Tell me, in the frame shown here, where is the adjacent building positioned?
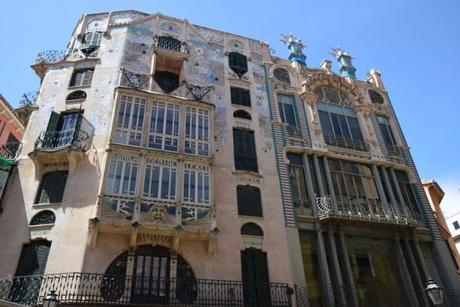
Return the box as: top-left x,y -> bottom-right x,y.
447,212 -> 460,256
0,9 -> 459,307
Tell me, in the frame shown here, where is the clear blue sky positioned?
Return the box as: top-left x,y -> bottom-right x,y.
1,1 -> 459,211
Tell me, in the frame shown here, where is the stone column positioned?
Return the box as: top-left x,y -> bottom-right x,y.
316,229 -> 335,306
403,238 -> 430,307
303,154 -> 317,215
411,233 -> 431,282
313,155 -> 325,196
323,156 -> 337,211
338,231 -> 358,307
300,90 -> 324,148
125,250 -> 136,300
328,229 -> 346,306
371,165 -> 391,215
381,167 -> 398,217
149,51 -> 157,91
389,168 -> 410,216
354,105 -> 377,152
393,234 -> 419,306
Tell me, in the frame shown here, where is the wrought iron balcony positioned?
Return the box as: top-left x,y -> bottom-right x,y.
387,144 -> 405,158
153,35 -> 190,54
323,134 -> 369,152
285,125 -> 302,138
0,272 -> 293,306
35,128 -> 93,152
0,142 -> 22,161
19,91 -> 39,105
34,50 -> 67,64
315,195 -> 417,226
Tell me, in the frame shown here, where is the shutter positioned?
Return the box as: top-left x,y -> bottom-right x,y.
46,112 -> 61,133
82,69 -> 93,86
254,251 -> 271,306
246,131 -> 258,172
15,240 -> 51,276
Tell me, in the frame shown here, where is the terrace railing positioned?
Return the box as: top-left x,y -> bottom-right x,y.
323,134 -> 369,152
35,128 -> 92,152
0,272 -> 292,307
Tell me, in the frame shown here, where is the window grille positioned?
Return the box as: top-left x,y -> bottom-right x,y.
241,222 -> 263,236
30,210 -> 56,225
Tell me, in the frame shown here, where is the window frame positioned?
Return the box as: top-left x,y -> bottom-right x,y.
376,115 -> 397,146
237,185 -> 263,217
277,93 -> 298,127
228,52 -> 248,77
230,87 -> 251,107
34,171 -> 69,204
142,157 -> 177,202
183,162 -> 211,206
113,95 -> 146,147
69,68 -> 94,88
233,128 -> 258,173
104,153 -> 139,198
185,106 -> 210,156
148,101 -> 180,152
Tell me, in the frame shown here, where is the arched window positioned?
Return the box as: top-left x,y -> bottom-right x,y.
66,90 -> 87,102
369,89 -> 384,104
30,210 -> 56,225
233,110 -> 251,120
241,222 -> 264,237
314,86 -> 349,105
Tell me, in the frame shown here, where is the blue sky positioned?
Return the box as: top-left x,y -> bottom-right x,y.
1,1 -> 459,214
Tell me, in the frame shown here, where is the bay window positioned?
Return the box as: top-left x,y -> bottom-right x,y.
148,101 -> 180,152
185,107 -> 210,156
114,95 -> 146,146
104,153 -> 138,197
183,162 -> 211,205
143,158 -> 177,201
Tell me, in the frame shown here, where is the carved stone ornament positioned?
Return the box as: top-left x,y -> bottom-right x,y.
182,80 -> 214,101
242,235 -> 263,249
122,68 -> 150,89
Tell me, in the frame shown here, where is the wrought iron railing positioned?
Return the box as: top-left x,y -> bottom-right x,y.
293,199 -> 311,211
285,125 -> 302,138
35,128 -> 92,152
34,50 -> 67,64
315,195 -> 417,226
387,144 -> 405,158
0,273 -> 293,306
0,142 -> 22,160
323,134 -> 368,152
19,91 -> 39,105
153,35 -> 189,54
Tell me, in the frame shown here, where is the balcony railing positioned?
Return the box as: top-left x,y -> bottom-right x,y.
387,144 -> 405,158
285,125 -> 302,138
0,142 -> 22,160
153,35 -> 190,54
19,91 -> 39,105
0,273 -> 293,306
323,134 -> 368,152
35,128 -> 92,152
315,195 -> 417,226
34,50 -> 67,64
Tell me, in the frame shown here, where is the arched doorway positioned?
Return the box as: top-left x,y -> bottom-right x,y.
102,245 -> 196,304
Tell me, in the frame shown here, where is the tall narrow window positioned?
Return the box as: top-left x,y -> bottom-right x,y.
69,68 -> 94,87
278,94 -> 297,126
237,186 -> 262,217
183,162 -> 210,205
228,52 -> 248,78
233,128 -> 258,172
114,95 -> 146,146
35,171 -> 68,204
317,101 -> 366,151
231,87 -> 251,106
148,101 -> 180,152
395,170 -> 420,217
376,115 -> 397,146
104,153 -> 138,197
185,107 -> 210,156
143,158 -> 177,201
288,153 -> 309,209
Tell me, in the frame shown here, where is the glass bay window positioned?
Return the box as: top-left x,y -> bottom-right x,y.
148,101 -> 180,152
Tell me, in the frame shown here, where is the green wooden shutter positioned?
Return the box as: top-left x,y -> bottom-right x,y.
15,240 -> 51,276
46,112 -> 61,132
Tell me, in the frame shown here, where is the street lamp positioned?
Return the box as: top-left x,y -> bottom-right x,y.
43,290 -> 59,307
425,279 -> 444,306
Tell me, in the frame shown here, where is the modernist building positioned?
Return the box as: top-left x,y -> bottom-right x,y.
265,38 -> 460,306
0,9 -> 459,307
0,11 -> 294,306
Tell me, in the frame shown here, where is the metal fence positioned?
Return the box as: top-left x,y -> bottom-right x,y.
35,128 -> 92,152
0,273 -> 293,307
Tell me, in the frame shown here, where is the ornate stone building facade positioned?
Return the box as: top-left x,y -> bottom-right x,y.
0,11 -> 293,306
0,9 -> 459,307
267,38 -> 460,306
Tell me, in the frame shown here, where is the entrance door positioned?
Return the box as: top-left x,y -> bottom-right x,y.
13,240 -> 51,304
131,246 -> 170,303
241,248 -> 271,307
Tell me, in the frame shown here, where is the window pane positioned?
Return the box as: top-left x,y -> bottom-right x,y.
318,111 -> 333,136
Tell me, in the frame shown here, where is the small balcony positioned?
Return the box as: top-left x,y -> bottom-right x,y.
324,134 -> 369,152
315,195 -> 417,227
387,144 -> 405,159
0,272 -> 293,306
32,50 -> 68,79
0,142 -> 22,161
153,35 -> 190,55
